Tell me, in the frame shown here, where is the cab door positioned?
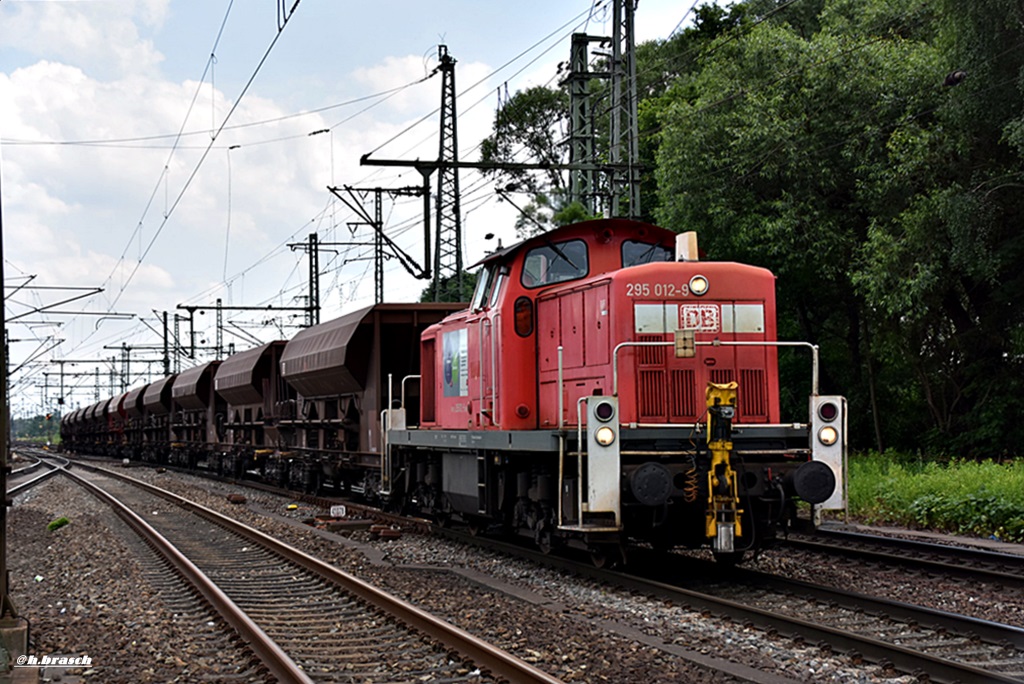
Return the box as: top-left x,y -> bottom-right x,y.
470,266 -> 505,428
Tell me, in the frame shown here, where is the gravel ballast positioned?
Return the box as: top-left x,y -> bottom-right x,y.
9,477 -> 264,683
14,465 -> 1020,683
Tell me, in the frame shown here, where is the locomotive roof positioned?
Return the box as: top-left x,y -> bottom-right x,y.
472,218 -> 676,268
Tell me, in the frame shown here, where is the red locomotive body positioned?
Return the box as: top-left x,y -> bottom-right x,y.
391,218 -> 844,559
421,219 -> 687,432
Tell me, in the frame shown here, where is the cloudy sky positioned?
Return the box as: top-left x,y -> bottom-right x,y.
0,0 -> 693,415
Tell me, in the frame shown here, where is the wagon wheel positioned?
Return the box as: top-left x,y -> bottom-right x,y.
466,516 -> 485,537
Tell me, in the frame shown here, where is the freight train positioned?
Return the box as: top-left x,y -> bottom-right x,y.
61,218 -> 846,563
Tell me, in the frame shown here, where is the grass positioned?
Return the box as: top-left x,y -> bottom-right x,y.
47,517 -> 70,532
847,451 -> 1024,542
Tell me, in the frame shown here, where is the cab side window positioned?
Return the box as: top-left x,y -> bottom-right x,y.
470,264 -> 508,311
521,240 -> 588,289
622,240 -> 673,267
471,265 -> 494,312
488,269 -> 506,308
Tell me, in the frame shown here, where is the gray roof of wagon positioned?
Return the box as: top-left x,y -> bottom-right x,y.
215,341 -> 286,406
172,361 -> 221,410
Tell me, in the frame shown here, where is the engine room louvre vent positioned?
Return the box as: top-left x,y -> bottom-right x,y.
638,369 -> 665,421
740,368 -> 767,420
709,369 -> 734,385
637,334 -> 666,365
670,369 -> 697,418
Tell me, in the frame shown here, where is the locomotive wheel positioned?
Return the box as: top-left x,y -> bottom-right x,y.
536,528 -> 558,555
466,516 -> 485,536
588,545 -> 622,569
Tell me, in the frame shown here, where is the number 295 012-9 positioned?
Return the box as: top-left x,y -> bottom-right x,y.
625,282 -> 690,298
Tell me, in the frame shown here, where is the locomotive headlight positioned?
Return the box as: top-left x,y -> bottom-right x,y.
817,425 -> 839,446
595,426 -> 616,446
689,274 -> 709,296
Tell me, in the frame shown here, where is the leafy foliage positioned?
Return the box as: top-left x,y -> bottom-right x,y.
473,0 -> 1024,456
478,9 -> 739,228
848,452 -> 1024,541
13,413 -> 60,443
652,0 -> 1024,455
480,86 -> 569,199
420,271 -> 476,303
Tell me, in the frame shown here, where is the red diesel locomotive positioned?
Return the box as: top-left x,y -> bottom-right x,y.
385,218 -> 844,560
62,218 -> 846,562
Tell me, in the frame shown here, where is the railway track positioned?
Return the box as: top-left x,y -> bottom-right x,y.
56,454 -> 1024,682
696,563 -> 1024,683
8,454 -> 64,496
434,528 -> 1024,684
63,462 -> 563,684
783,526 -> 1024,586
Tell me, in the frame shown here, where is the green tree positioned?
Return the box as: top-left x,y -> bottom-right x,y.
13,413 -> 60,443
654,0 -> 945,450
480,86 -> 568,191
420,271 -> 477,304
853,0 -> 1024,454
479,6 -> 739,229
479,86 -> 572,236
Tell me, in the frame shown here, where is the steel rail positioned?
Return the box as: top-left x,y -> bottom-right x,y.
73,461 -> 565,684
721,564 -> 1024,647
60,466 -> 316,684
11,457 -> 43,475
784,527 -> 1024,584
436,527 -> 1024,684
7,458 -> 64,497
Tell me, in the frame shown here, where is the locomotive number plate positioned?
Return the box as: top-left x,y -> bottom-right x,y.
626,282 -> 690,297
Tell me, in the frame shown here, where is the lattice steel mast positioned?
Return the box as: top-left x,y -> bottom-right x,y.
433,46 -> 463,301
610,0 -> 640,219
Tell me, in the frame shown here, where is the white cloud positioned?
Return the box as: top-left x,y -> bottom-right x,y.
2,1 -> 690,411
0,1 -> 168,78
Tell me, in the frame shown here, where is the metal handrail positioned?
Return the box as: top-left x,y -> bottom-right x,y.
612,339 -> 820,395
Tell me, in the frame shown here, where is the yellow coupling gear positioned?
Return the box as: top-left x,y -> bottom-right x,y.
705,382 -> 743,553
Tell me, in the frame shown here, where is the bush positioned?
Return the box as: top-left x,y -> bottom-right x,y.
848,452 -> 1024,542
47,517 -> 70,532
